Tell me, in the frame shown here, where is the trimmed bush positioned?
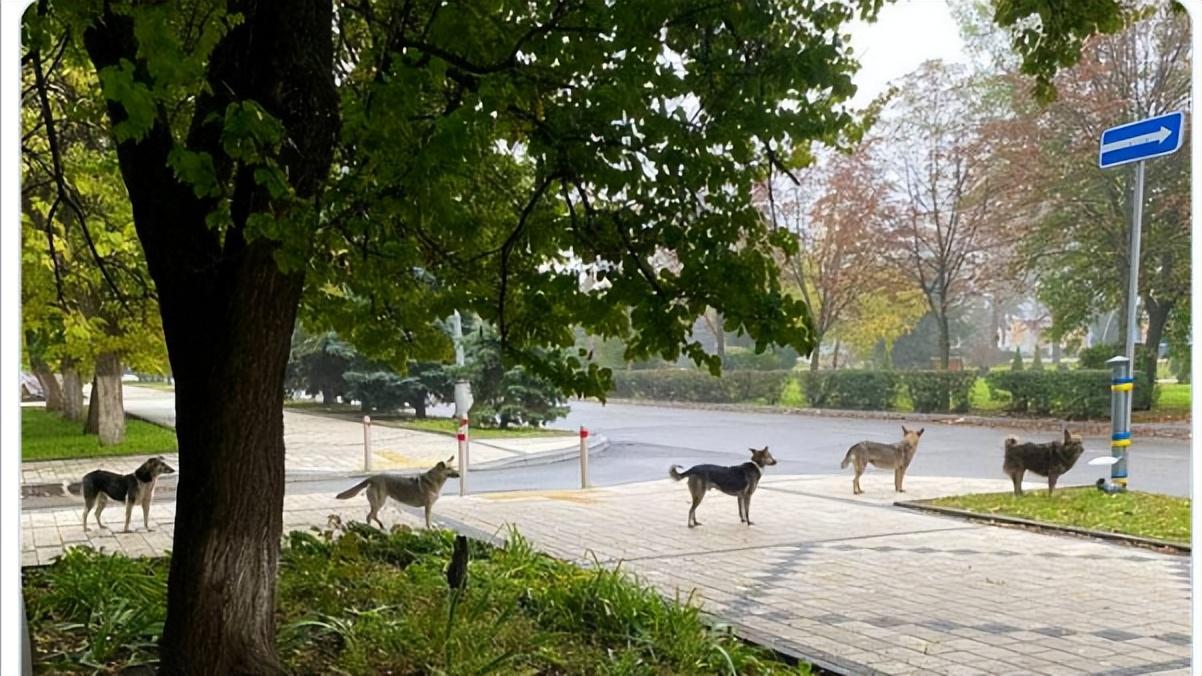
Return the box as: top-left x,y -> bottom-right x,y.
610,369 -> 792,404
899,371 -> 977,413
985,369 -> 1155,418
800,370 -> 899,410
722,346 -> 799,371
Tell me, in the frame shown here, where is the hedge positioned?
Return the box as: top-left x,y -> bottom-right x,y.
985,369 -> 1155,418
800,370 -> 899,410
610,369 -> 792,404
899,371 -> 977,413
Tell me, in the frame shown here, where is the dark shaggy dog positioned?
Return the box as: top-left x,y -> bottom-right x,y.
1003,430 -> 1084,497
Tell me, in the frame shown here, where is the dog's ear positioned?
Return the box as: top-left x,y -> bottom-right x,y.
1063,429 -> 1072,444
917,428 -> 924,437
135,464 -> 152,482
901,425 -> 908,435
446,455 -> 456,465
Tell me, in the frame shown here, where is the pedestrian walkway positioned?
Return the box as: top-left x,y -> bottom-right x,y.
20,473 -> 1189,675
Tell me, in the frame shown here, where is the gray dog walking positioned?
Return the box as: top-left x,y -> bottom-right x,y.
336,456 -> 460,529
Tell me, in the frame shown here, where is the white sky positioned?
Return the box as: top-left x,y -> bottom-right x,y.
847,0 -> 969,108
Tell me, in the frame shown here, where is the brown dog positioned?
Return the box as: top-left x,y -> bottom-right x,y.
840,426 -> 924,495
1003,429 -> 1084,496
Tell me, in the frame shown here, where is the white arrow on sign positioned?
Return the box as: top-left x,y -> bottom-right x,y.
1100,126 -> 1172,154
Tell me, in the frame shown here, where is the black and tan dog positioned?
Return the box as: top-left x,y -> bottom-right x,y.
840,426 -> 924,495
669,447 -> 777,528
80,456 -> 175,532
1003,429 -> 1084,496
336,456 -> 460,529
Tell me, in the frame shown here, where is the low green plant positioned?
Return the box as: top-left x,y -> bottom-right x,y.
898,371 -> 977,413
986,369 -> 1156,418
611,369 -> 793,404
26,524 -> 810,674
800,370 -> 898,410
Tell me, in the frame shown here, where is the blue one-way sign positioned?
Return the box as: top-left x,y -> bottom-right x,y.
1098,111 -> 1185,168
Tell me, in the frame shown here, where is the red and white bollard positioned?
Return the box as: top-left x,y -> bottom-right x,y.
579,426 -> 589,489
457,417 -> 469,496
363,415 -> 372,472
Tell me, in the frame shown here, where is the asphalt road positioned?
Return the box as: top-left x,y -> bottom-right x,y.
120,390 -> 1190,498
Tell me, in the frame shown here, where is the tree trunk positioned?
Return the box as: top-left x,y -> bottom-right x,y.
94,352 -> 125,445
1051,340 -> 1062,369
84,3 -> 338,672
414,397 -> 428,419
83,376 -> 99,435
61,361 -> 85,422
1142,296 -> 1172,384
321,386 -> 336,405
937,311 -> 951,370
809,333 -> 823,371
31,357 -> 63,411
713,311 -> 725,359
831,339 -> 841,370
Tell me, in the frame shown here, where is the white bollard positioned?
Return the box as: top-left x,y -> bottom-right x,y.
579,426 -> 589,489
363,415 -> 372,472
457,417 -> 469,496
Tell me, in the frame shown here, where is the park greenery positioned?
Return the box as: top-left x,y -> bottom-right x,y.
21,408 -> 177,462
927,488 -> 1190,544
18,0 -> 1171,670
25,525 -> 811,674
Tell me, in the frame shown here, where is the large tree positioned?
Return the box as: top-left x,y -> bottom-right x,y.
998,7 -> 1190,382
875,62 -> 1014,369
24,1 -> 908,670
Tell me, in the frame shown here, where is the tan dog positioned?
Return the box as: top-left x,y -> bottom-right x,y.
840,426 -> 924,495
336,456 -> 460,529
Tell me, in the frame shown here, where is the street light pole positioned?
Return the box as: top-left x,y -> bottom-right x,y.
451,311 -> 473,495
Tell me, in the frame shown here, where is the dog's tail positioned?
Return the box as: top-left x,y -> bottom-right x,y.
65,480 -> 82,497
336,478 -> 372,500
840,445 -> 858,469
668,465 -> 689,481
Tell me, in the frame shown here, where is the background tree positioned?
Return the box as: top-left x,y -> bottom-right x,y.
997,7 -> 1189,383
287,329 -> 356,404
876,61 -> 1013,369
767,145 -> 893,371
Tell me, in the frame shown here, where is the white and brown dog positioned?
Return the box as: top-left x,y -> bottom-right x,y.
80,456 -> 175,532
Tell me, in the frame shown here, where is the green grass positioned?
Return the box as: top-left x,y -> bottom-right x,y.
24,524 -> 810,674
1154,382 -> 1191,414
927,487 -> 1189,543
22,409 -> 177,462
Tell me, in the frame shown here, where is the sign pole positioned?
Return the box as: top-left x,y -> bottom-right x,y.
363,415 -> 372,472
1124,160 -> 1145,367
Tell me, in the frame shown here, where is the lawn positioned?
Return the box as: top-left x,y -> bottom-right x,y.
22,409 -> 177,462
926,487 -> 1189,544
129,381 -> 174,392
24,524 -> 810,674
1152,382 -> 1191,414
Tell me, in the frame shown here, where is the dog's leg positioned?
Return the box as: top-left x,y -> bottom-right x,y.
123,498 -> 135,533
94,494 -> 108,530
424,503 -> 432,530
744,493 -> 753,526
894,466 -> 905,493
82,496 -> 93,532
364,482 -> 385,529
1009,471 -> 1024,497
687,478 -> 704,527
853,461 -> 864,495
142,496 -> 153,531
1048,473 -> 1058,496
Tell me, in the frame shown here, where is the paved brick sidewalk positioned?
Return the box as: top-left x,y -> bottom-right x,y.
21,473 -> 1189,675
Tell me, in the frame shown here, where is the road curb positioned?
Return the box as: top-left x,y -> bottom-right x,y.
603,398 -> 1191,440
894,498 -> 1190,554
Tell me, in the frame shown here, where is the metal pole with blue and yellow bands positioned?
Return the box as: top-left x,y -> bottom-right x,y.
1106,356 -> 1131,490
